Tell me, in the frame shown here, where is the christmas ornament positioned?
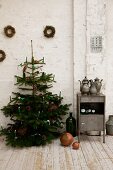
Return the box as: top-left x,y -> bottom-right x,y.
26,106 -> 31,111
44,120 -> 50,125
18,106 -> 21,113
46,120 -> 50,125
26,77 -> 30,81
14,130 -> 17,139
49,103 -> 58,111
17,127 -> 27,136
60,132 -> 74,146
72,141 -> 80,150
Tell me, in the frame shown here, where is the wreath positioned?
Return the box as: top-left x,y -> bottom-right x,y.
43,26 -> 55,38
0,50 -> 6,62
4,25 -> 16,38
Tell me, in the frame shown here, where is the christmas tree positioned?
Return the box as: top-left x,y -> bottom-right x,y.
0,40 -> 70,147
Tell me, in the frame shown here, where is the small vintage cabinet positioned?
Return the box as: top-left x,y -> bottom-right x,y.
77,93 -> 105,143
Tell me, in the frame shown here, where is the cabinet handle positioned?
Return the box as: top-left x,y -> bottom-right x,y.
81,122 -> 85,125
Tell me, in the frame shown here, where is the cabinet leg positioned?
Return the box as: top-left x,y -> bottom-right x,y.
103,130 -> 105,143
78,130 -> 80,143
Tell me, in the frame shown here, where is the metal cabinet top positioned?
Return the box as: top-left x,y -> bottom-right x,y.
77,93 -> 105,103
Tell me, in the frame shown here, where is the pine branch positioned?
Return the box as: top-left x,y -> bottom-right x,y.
18,87 -> 33,91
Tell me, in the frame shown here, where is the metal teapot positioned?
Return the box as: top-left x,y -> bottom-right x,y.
79,76 -> 89,95
94,77 -> 103,94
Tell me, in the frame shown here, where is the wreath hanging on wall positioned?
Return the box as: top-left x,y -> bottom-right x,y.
43,25 -> 55,38
0,50 -> 6,62
4,25 -> 16,38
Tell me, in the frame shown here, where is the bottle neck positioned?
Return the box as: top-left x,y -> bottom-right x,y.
69,112 -> 72,117
109,115 -> 113,121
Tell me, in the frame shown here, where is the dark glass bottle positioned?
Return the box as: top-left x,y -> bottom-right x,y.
66,112 -> 76,137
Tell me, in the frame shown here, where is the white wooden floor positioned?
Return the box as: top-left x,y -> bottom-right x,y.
0,135 -> 113,170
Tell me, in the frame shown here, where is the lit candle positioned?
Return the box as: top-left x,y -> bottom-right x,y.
26,57 -> 27,63
18,106 -> 21,114
59,91 -> 61,97
23,72 -> 26,79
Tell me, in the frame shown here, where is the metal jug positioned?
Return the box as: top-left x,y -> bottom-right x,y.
94,77 -> 103,94
89,80 -> 97,95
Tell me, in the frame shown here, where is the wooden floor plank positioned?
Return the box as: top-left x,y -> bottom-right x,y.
21,147 -> 37,170
0,135 -> 113,170
88,135 -> 109,159
96,136 -> 113,159
4,149 -> 27,170
33,146 -> 43,170
0,137 -> 6,149
0,148 -> 14,170
95,136 -> 113,169
46,143 -> 54,170
59,143 -> 68,170
104,135 -> 113,158
63,146 -> 75,170
81,135 -> 102,170
52,139 -> 61,170
87,136 -> 103,159
76,146 -> 89,169
71,147 -> 83,170
87,135 -> 112,170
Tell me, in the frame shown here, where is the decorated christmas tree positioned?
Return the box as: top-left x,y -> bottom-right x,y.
0,41 -> 70,147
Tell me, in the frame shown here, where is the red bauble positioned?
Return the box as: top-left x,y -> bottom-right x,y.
48,103 -> 58,112
72,141 -> 80,150
26,106 -> 31,111
17,127 -> 27,136
26,77 -> 30,81
60,132 -> 74,146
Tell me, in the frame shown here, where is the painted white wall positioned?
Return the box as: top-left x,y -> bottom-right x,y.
0,0 -> 73,125
106,0 -> 113,118
0,0 -> 113,126
73,0 -> 87,114
74,0 -> 109,119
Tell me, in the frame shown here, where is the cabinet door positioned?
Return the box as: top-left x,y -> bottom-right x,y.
80,115 -> 103,131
